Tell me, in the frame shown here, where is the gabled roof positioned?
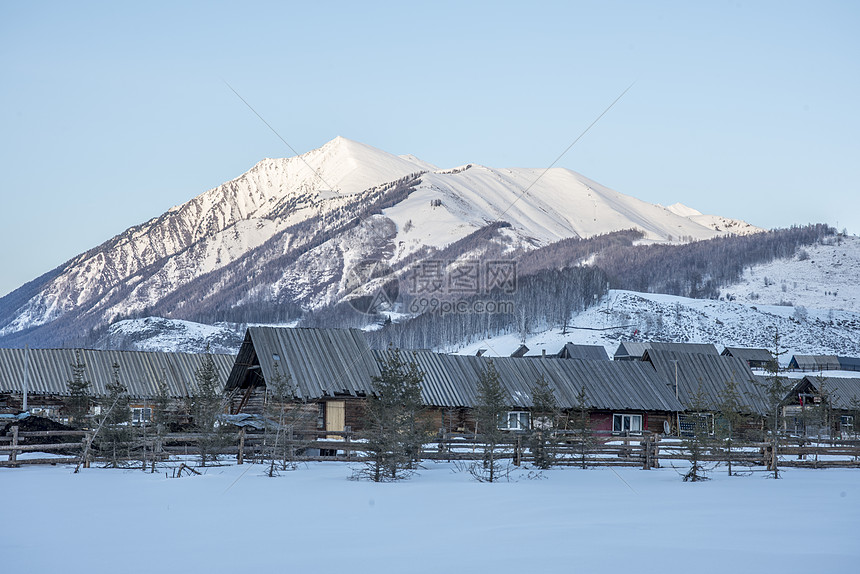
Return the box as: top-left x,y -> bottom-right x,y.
614,342 -> 651,360
643,349 -> 768,415
557,343 -> 609,361
790,355 -> 841,371
791,376 -> 860,410
0,348 -> 235,399
225,327 -> 379,400
373,350 -> 684,412
615,341 -> 719,360
721,347 -> 775,365
837,356 -> 860,371
229,327 -> 684,412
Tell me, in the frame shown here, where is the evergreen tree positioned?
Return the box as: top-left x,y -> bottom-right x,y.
474,361 -> 508,482
362,348 -> 426,482
760,329 -> 790,479
573,385 -> 595,469
65,350 -> 92,428
529,375 -> 560,470
188,347 -> 225,467
98,362 -> 132,468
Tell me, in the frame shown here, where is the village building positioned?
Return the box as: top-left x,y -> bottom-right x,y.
783,376 -> 860,436
555,343 -> 610,361
640,349 -> 769,434
837,356 -> 860,372
721,346 -> 775,369
788,354 -> 841,372
0,348 -> 235,422
225,327 -> 685,439
613,341 -> 719,361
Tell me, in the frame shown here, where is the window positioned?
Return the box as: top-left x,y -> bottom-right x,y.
677,413 -> 714,437
132,407 -> 152,425
613,413 -> 643,433
499,411 -> 530,431
317,403 -> 325,429
841,415 -> 854,430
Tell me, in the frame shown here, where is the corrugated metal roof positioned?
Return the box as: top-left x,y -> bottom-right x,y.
838,357 -> 860,371
225,327 -> 379,400
796,376 -> 860,410
615,341 -> 719,360
614,342 -> 651,360
558,344 -> 610,361
370,350 -> 684,411
0,348 -> 235,399
722,347 -> 775,365
790,355 -> 841,371
229,327 -> 685,412
644,349 -> 768,415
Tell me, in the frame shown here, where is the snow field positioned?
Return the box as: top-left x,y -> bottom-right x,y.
2,461 -> 858,573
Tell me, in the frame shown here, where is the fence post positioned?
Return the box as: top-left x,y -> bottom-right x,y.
515,435 -> 522,466
9,425 -> 18,465
642,434 -> 651,470
345,426 -> 352,460
237,427 -> 245,465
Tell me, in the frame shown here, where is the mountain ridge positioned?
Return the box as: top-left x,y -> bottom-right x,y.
0,137 -> 762,347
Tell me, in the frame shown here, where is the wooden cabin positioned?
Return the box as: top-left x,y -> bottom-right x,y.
0,347 -> 235,423
225,327 -> 686,440
721,347 -> 775,369
614,341 -> 719,361
556,343 -> 610,361
641,349 -> 769,435
789,355 -> 841,372
783,376 -> 860,437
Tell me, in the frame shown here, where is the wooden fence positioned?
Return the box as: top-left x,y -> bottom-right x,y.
3,425 -> 860,469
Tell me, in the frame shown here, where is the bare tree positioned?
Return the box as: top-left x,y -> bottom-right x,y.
681,385 -> 715,482
716,375 -> 746,476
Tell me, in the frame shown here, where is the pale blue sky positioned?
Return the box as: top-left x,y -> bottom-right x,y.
1,1 -> 858,297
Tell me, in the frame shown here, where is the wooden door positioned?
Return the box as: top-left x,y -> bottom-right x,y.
325,400 -> 345,439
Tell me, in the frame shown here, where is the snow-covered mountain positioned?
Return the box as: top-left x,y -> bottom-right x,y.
0,137 -> 761,347
91,238 -> 860,358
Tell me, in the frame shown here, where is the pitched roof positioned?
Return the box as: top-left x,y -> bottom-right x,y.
837,356 -> 860,372
225,327 -> 379,400
614,341 -> 719,360
790,355 -> 841,371
643,349 -> 768,415
557,343 -> 610,361
228,327 -> 685,411
373,350 -> 684,412
0,348 -> 235,399
793,376 -> 860,410
721,347 -> 775,365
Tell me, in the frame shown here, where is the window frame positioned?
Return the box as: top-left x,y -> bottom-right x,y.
131,406 -> 152,425
499,410 -> 530,431
612,413 -> 643,434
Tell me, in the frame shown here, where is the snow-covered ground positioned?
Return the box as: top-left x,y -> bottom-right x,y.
721,235 -> 860,312
2,461 -> 857,573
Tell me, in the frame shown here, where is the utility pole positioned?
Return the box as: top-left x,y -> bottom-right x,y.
671,359 -> 679,400
23,345 -> 30,412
